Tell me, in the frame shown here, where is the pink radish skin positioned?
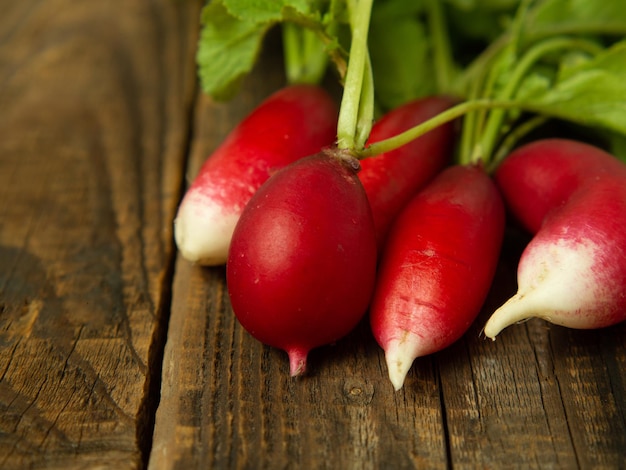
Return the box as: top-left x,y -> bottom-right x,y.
359,97 -> 456,249
174,85 -> 338,265
484,139 -> 626,339
370,165 -> 505,390
226,151 -> 377,376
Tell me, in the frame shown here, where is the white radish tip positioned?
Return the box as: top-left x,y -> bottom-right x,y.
384,346 -> 415,391
483,292 -> 534,340
387,360 -> 410,391
483,318 -> 506,341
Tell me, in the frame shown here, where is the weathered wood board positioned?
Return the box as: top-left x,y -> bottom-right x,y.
0,0 -> 200,467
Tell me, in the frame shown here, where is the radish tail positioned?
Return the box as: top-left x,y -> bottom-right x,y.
484,292 -> 540,340
287,348 -> 309,377
384,339 -> 417,391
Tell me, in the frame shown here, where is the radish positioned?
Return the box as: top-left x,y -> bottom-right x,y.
370,165 -> 505,390
174,85 -> 338,265
484,139 -> 626,339
226,150 -> 377,376
490,138 -> 626,234
358,96 -> 456,248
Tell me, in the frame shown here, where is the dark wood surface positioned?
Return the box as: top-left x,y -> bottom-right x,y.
1,1 -> 625,469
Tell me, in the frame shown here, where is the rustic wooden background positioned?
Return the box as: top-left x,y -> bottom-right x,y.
1,0 -> 625,469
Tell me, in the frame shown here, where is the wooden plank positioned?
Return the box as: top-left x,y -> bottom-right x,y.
551,321 -> 626,467
0,0 -> 200,467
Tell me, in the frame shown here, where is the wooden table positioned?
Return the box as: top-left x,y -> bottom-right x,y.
1,1 -> 625,468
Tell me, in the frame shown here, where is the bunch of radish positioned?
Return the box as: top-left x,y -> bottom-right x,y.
179,0 -> 626,387
225,95 -> 459,377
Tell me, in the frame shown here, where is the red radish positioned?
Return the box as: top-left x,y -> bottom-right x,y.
484,139 -> 626,339
370,165 -> 505,390
359,96 -> 456,248
226,150 -> 377,376
490,138 -> 626,234
174,85 -> 338,265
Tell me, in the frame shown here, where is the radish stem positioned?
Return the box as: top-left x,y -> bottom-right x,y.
358,99 -> 520,159
458,79 -> 482,165
488,115 -> 548,172
282,23 -> 302,83
476,36 -> 603,165
337,0 -> 374,150
426,0 -> 455,95
354,53 -> 375,150
282,22 -> 328,85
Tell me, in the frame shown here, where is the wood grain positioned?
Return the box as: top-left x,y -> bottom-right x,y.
0,0 -> 200,467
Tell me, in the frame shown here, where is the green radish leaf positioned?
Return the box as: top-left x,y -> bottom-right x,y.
518,41 -> 626,136
197,1 -> 271,99
525,0 -> 626,38
508,69 -> 551,123
196,0 -> 346,98
515,69 -> 551,102
557,41 -> 626,81
223,0 -> 312,22
369,14 -> 434,110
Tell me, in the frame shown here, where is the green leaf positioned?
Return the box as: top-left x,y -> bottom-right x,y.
369,15 -> 435,110
223,0 -> 312,22
526,0 -> 626,38
515,69 -> 551,102
518,41 -> 626,135
196,1 -> 271,99
196,0 -> 346,97
365,0 -> 442,111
